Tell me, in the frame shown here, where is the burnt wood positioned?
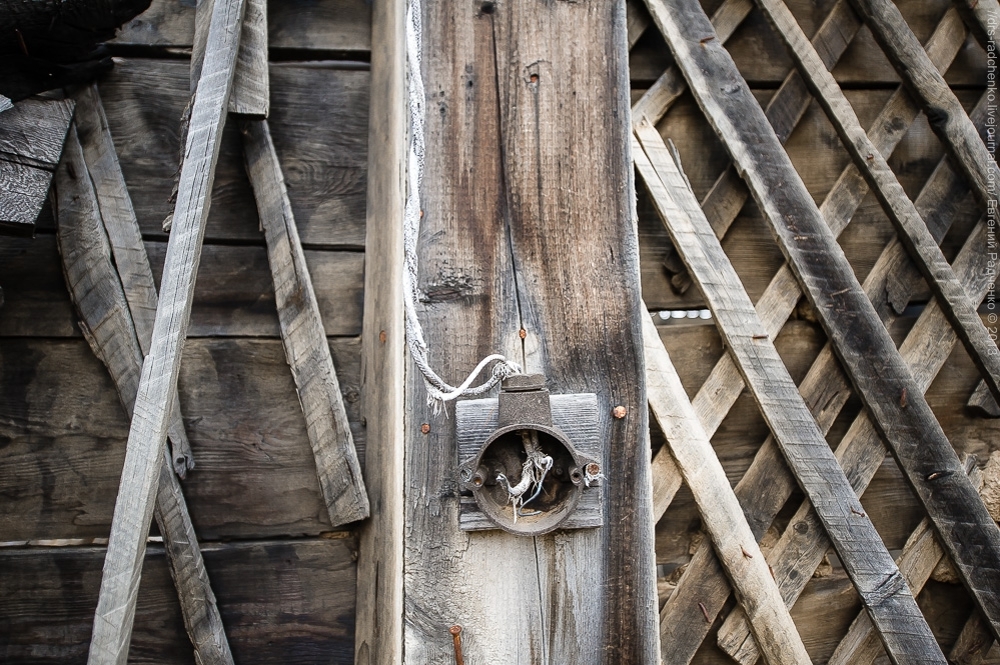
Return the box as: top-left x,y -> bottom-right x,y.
653,0 -> 1000,647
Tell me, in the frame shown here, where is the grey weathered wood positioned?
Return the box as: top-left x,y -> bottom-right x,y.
241,118 -> 368,526
353,0 -> 405,658
949,612 -> 996,665
0,98 -> 74,235
647,3 -> 966,524
756,0 -> 1000,412
951,0 -> 999,52
0,336 -> 364,543
627,0 -> 652,49
87,0 -> 246,661
827,458 -> 981,665
454,394 -> 604,531
71,83 -> 194,477
402,0 -> 659,661
653,19 -> 972,663
712,94 -> 993,665
641,312 -> 812,665
0,538 -> 358,665
849,0 -> 996,213
54,125 -> 233,665
196,0 -> 269,115
652,0 -> 1000,648
631,0 -> 752,128
634,119 -> 943,664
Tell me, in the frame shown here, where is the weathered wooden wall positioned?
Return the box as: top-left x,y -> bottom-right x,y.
0,0 -> 995,662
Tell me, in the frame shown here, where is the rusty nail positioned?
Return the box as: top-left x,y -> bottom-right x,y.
612,405 -> 627,419
379,330 -> 387,344
519,328 -> 527,339
698,602 -> 711,624
899,387 -> 907,408
450,625 -> 465,665
699,35 -> 715,44
850,506 -> 866,517
741,545 -> 753,559
529,73 -> 539,83
585,462 -> 600,477
421,423 -> 431,434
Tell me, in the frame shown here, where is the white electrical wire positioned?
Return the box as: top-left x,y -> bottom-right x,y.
403,0 -> 521,407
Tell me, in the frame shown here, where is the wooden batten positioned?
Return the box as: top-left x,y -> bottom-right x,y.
354,0 -> 406,661
86,0 -> 247,661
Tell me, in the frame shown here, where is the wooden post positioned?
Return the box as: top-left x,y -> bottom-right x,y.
378,0 -> 660,662
354,0 -> 406,660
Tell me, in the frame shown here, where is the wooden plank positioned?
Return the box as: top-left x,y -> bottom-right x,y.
354,0 -> 405,658
116,0 -> 372,52
195,0 -> 269,115
651,0 -> 1000,646
53,125 -> 233,665
849,0 -> 995,212
647,6 -> 968,524
951,0 -> 999,52
0,98 -> 75,236
641,313 -> 811,664
653,52 -> 978,665
627,0 -> 653,49
88,0 -> 246,661
242,118 -> 368,526
71,83 -> 194,476
0,337 -> 364,543
0,234 -> 364,339
949,612 -> 996,664
634,120 -> 943,663
85,59 -> 368,247
402,0 -> 659,661
711,93 -> 992,665
827,458 -> 981,665
755,0 -> 1000,411
0,538 -> 357,665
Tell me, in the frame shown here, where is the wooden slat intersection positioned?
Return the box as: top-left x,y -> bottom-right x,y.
631,0 -> 999,662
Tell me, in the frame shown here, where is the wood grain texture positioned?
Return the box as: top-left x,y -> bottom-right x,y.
635,120 -> 942,664
949,612 -> 997,665
402,0 -> 659,662
951,0 -> 999,52
70,83 -> 194,476
0,336 -> 364,543
652,0 -> 1000,650
196,0 -> 269,116
54,125 -> 233,665
88,0 -> 246,661
242,118 -> 368,526
848,0 -> 995,212
711,92 -> 992,665
353,0 -> 405,660
646,4 -> 967,526
76,59 -> 369,247
0,98 -> 74,235
756,0 -> 1000,411
116,0 -> 372,52
641,312 -> 811,664
827,460 -> 981,665
0,538 -> 357,665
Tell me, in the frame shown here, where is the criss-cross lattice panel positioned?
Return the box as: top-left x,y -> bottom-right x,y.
628,0 -> 999,662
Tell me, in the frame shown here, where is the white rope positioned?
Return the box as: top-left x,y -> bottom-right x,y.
403,0 -> 521,407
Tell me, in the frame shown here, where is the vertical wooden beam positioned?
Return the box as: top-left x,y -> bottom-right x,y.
86,0 -> 246,662
354,0 -> 406,660
401,0 -> 659,662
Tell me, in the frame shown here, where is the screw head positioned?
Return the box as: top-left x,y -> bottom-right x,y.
585,462 -> 601,477
450,625 -> 463,636
421,423 -> 431,434
612,405 -> 627,419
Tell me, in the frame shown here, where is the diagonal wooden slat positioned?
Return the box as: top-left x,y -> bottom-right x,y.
951,0 -> 999,52
55,126 -> 234,665
714,95 -> 993,664
651,13 -> 970,663
652,0 -> 1000,648
756,0 -> 1000,416
635,119 -> 943,664
646,3 -> 966,525
71,82 -> 195,478
641,311 -> 812,665
849,0 -> 995,211
828,457 -> 982,665
86,0 -> 247,662
950,612 -> 996,664
241,118 -> 369,526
